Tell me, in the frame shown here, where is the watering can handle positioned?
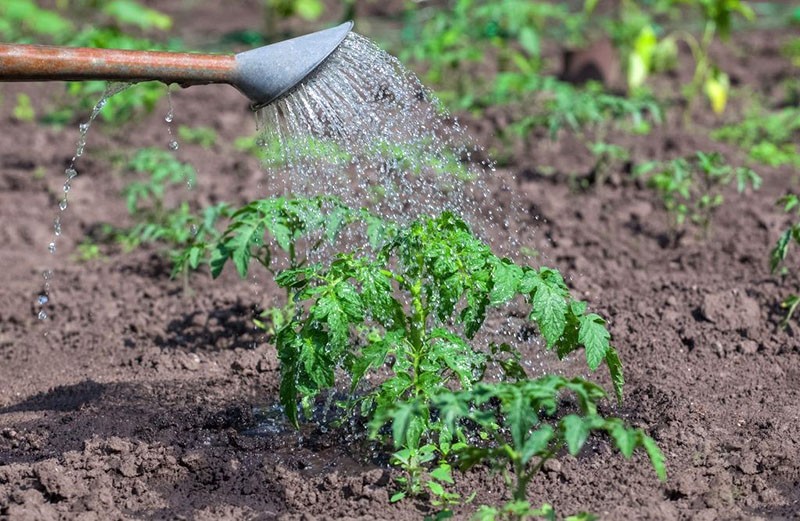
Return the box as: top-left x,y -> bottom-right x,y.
0,43 -> 237,87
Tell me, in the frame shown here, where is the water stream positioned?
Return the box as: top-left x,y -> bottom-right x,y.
38,82 -> 131,322
254,32 -> 498,230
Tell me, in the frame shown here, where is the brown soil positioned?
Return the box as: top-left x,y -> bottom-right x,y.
1,3 -> 800,521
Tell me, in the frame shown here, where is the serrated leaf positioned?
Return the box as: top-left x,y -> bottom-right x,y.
490,259 -> 523,305
530,278 -> 568,347
579,313 -> 610,370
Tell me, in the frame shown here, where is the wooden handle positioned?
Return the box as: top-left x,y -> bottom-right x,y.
0,43 -> 237,86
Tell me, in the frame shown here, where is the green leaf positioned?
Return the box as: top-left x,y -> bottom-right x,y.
427,480 -> 446,496
642,435 -> 667,481
430,463 -> 455,484
520,425 -> 554,465
605,346 -> 624,404
390,491 -> 406,503
579,313 -> 610,370
530,274 -> 568,347
608,421 -> 636,458
771,229 -> 792,273
103,0 -> 172,31
391,401 -> 416,448
277,328 -> 301,427
561,414 -> 590,455
518,26 -> 540,57
489,259 -> 523,305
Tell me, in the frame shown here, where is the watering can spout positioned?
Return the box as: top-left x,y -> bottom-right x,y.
0,21 -> 354,109
235,21 -> 353,108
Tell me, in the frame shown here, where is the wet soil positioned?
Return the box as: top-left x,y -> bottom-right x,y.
1,4 -> 800,521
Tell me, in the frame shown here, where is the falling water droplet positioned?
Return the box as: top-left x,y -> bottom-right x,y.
48,242 -> 56,253
59,199 -> 68,211
63,182 -> 71,193
53,217 -> 62,236
37,295 -> 49,305
65,167 -> 78,180
38,310 -> 47,320
168,140 -> 179,151
165,113 -> 174,123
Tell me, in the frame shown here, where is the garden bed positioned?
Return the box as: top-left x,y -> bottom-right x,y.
1,1 -> 799,520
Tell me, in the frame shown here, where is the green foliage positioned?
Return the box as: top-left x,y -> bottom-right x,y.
12,93 -> 36,122
188,198 -> 664,514
402,0 -> 560,83
1,0 -> 177,125
178,125 -> 218,149
391,376 -> 665,519
0,0 -> 73,43
769,194 -> 800,327
122,148 -> 196,214
606,0 -> 754,114
784,38 -> 800,67
711,107 -> 800,168
635,151 -> 760,236
203,196 -> 371,279
265,0 -> 324,21
510,80 -> 662,140
100,0 -> 172,31
474,501 -> 601,521
110,148 -> 232,278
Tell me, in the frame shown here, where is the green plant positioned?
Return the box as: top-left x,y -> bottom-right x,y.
276,211 -> 623,423
177,125 -> 218,149
389,376 -> 665,520
122,148 -> 196,216
635,151 -> 760,239
0,0 -> 74,43
625,0 -> 754,114
74,239 -> 104,262
263,0 -> 326,42
108,149 -> 233,281
711,107 -> 800,168
783,38 -> 800,67
12,93 -> 35,122
769,194 -> 800,327
189,199 -> 664,515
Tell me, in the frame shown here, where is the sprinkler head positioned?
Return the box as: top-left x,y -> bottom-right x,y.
234,21 -> 354,109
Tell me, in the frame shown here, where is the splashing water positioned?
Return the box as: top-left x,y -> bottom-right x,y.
254,33 -> 497,229
37,82 -> 130,321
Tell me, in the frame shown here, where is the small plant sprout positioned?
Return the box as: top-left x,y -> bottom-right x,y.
635,151 -> 760,241
391,376 -> 666,521
712,106 -> 800,169
625,0 -> 755,115
770,194 -> 800,327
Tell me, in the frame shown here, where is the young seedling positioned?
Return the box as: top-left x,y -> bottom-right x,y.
390,376 -> 666,520
712,106 -> 800,169
769,194 -> 800,327
624,0 -> 755,115
635,151 -> 760,242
